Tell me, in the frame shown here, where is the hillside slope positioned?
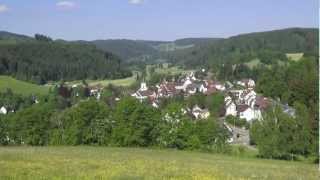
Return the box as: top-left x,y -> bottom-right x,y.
0,39 -> 131,84
167,28 -> 319,68
0,76 -> 49,95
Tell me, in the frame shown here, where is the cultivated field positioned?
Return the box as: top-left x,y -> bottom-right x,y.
0,76 -> 50,96
0,147 -> 318,180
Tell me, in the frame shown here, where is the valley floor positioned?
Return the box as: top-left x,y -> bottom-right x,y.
0,147 -> 318,180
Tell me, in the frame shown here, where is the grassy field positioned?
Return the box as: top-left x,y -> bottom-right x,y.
244,59 -> 261,69
146,64 -> 193,80
286,53 -> 304,61
0,76 -> 50,96
64,73 -> 138,87
0,147 -> 318,180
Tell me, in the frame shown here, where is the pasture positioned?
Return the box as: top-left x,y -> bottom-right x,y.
286,53 -> 304,61
0,76 -> 50,96
0,146 -> 318,180
64,73 -> 138,87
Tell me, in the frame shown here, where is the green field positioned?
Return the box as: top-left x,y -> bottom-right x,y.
286,53 -> 304,61
0,147 -> 318,180
63,73 -> 138,87
0,76 -> 50,96
146,64 -> 193,80
244,59 -> 261,69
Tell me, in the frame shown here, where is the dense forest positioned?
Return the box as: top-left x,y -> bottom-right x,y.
0,34 -> 131,84
165,28 -> 318,68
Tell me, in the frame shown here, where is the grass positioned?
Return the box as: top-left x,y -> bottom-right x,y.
0,146 -> 318,180
0,76 -> 50,96
64,73 -> 138,87
244,59 -> 261,69
146,64 -> 193,80
286,53 -> 304,61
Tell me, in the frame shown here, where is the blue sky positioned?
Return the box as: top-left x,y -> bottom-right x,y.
0,0 -> 318,41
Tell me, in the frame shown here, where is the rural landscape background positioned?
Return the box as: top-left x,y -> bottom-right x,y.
0,0 -> 319,179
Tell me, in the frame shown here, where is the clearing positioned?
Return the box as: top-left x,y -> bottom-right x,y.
0,76 -> 50,96
286,53 -> 304,61
0,146 -> 318,180
62,73 -> 138,87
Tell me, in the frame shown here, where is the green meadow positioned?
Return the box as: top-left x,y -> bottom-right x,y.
0,76 -> 50,96
64,75 -> 138,87
0,146 -> 318,180
286,53 -> 304,61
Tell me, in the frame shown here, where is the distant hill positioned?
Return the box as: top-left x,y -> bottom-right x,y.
90,38 -> 221,61
166,28 -> 319,68
0,34 -> 131,84
174,38 -> 223,46
91,39 -> 159,60
0,31 -> 33,44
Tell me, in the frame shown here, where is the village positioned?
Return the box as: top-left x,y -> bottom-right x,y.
131,71 -> 269,122
128,70 -> 298,145
0,69 -> 296,146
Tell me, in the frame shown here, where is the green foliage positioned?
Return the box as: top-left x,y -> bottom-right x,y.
55,100 -> 111,145
8,103 -> 53,145
0,41 -> 131,84
250,105 -> 315,160
225,115 -> 248,128
111,97 -> 161,147
205,93 -> 225,117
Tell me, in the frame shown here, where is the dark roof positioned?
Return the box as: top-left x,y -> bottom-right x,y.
139,90 -> 155,97
255,96 -> 269,110
237,104 -> 249,112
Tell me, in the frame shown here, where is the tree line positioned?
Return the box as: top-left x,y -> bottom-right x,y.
0,93 -> 230,153
0,35 -> 132,84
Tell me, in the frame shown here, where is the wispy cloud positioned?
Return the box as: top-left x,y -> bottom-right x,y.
0,4 -> 9,13
129,0 -> 144,5
56,1 -> 76,10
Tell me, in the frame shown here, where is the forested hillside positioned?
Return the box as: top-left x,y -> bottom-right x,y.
91,39 -> 159,61
166,28 -> 318,68
0,36 -> 131,84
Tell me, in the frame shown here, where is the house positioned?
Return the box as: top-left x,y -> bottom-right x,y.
191,105 -> 210,119
89,84 -> 104,100
175,78 -> 192,91
132,82 -> 157,102
281,104 -> 296,117
225,96 -> 237,117
237,104 -> 262,122
158,81 -> 177,98
255,96 -> 269,110
0,106 -> 7,115
214,82 -> 226,91
236,79 -> 255,89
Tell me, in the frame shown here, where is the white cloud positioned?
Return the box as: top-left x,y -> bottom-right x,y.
56,1 -> 76,10
0,4 -> 9,13
129,0 -> 144,5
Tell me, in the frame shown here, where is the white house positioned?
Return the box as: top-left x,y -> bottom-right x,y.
237,105 -> 262,122
236,79 -> 255,89
132,82 -> 157,102
199,83 -> 207,93
225,96 -> 237,117
243,90 -> 257,107
214,83 -> 226,91
0,106 -> 7,115
192,105 -> 210,119
175,79 -> 192,91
